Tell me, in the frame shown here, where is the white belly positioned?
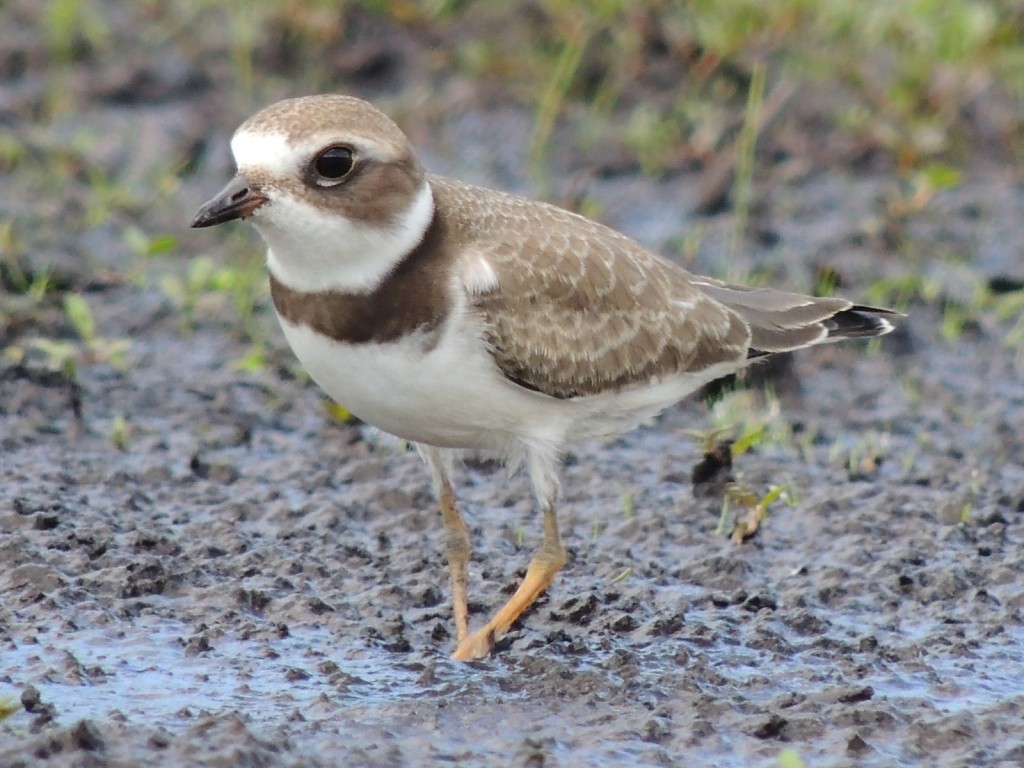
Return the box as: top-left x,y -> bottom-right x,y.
276,314 -> 742,456
276,315 -> 566,451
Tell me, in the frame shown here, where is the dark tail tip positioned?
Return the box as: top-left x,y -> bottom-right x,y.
747,305 -> 901,359
825,305 -> 900,340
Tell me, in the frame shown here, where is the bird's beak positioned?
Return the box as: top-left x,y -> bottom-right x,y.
191,174 -> 268,228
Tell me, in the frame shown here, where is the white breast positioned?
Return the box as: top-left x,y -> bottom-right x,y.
275,309 -> 568,454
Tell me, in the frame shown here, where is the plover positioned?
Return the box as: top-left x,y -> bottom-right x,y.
192,94 -> 896,660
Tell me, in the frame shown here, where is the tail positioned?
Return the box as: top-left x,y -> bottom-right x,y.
691,278 -> 898,357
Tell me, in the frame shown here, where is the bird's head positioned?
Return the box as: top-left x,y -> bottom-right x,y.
192,94 -> 434,293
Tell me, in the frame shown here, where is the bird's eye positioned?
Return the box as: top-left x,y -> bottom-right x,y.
312,146 -> 354,184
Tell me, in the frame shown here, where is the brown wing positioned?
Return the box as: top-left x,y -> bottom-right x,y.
431,178 -> 749,400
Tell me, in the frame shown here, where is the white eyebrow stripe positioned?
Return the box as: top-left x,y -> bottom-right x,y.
231,130 -> 294,176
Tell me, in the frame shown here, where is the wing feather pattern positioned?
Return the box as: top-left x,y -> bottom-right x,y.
431,178 -> 749,400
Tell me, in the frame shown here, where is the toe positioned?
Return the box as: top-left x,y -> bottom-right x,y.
452,628 -> 495,661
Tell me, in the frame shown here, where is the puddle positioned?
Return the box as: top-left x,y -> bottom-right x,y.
6,609 -> 1021,740
3,618 -> 437,727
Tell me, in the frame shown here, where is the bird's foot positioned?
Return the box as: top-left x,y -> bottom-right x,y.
452,627 -> 495,661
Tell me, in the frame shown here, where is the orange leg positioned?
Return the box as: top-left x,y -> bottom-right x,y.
438,477 -> 471,645
452,501 -> 566,661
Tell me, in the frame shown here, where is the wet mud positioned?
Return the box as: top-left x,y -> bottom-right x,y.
2,4 -> 1024,766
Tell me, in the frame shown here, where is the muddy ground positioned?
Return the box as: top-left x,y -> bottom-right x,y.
2,4 -> 1024,767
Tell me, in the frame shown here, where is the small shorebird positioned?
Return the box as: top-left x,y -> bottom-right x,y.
193,94 -> 896,660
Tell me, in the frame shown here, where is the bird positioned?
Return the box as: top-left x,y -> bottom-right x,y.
192,94 -> 896,661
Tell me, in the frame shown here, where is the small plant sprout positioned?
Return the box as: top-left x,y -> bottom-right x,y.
153,235 -> 270,370
29,294 -> 130,375
886,163 -> 963,220
123,226 -> 178,259
110,414 -> 130,451
610,566 -> 632,584
64,293 -> 96,342
959,468 -> 985,524
830,430 -> 892,480
64,294 -> 130,371
621,488 -> 635,520
1,223 -> 57,300
718,483 -> 792,544
704,388 -> 793,460
158,253 -> 267,339
27,337 -> 78,378
230,345 -> 267,373
958,502 -> 972,525
158,256 -> 214,335
990,287 -> 1024,359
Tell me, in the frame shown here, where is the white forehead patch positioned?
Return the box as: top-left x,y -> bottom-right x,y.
230,129 -> 295,176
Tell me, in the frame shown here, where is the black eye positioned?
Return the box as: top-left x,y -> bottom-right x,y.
313,146 -> 354,183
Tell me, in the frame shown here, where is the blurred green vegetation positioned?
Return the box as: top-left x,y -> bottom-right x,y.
32,0 -> 1024,172
411,0 -> 986,164
426,0 -> 1023,170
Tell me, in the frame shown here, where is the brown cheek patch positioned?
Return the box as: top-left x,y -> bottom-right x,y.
286,154 -> 425,231
339,156 -> 424,228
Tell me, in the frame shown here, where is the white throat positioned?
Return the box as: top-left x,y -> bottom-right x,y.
259,180 -> 434,294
